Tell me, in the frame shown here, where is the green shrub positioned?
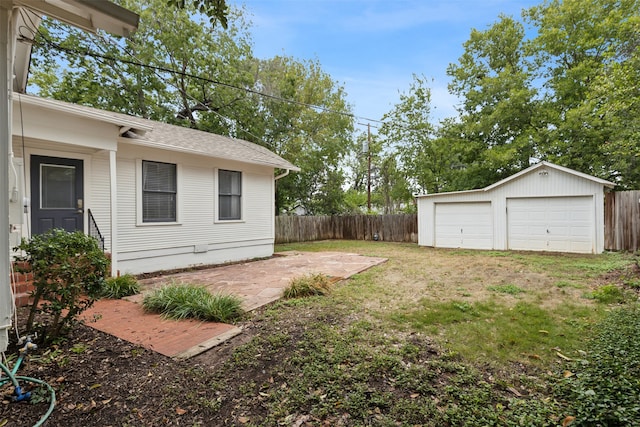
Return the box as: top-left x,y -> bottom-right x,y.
554,305 -> 640,425
14,229 -> 109,343
142,283 -> 244,323
102,274 -> 141,299
282,273 -> 333,299
589,284 -> 626,304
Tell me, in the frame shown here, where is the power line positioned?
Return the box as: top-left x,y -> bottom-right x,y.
28,32 -> 385,125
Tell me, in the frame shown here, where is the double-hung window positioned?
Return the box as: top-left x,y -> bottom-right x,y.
142,160 -> 177,222
218,169 -> 242,220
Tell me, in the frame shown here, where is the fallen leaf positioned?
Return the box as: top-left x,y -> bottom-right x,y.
562,415 -> 576,426
89,383 -> 101,390
563,371 -> 574,378
507,387 -> 522,397
556,352 -> 572,361
238,416 -> 250,424
101,398 -> 112,405
176,407 -> 187,415
410,393 -> 419,399
538,330 -> 549,334
56,376 -> 65,383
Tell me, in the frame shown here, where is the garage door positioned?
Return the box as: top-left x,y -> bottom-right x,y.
507,196 -> 594,253
435,202 -> 493,249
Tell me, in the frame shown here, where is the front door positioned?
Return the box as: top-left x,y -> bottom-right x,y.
30,155 -> 84,234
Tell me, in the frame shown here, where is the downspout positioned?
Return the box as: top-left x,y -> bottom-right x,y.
274,169 -> 290,181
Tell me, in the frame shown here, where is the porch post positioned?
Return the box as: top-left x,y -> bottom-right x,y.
109,149 -> 118,276
0,4 -> 15,352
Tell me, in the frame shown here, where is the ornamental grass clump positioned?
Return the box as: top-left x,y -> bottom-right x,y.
101,274 -> 141,299
282,273 -> 334,299
142,283 -> 244,323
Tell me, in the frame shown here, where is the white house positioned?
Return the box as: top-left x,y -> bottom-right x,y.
416,161 -> 615,254
9,93 -> 299,275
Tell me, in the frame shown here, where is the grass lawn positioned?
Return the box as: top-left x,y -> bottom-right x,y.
202,241 -> 638,426
4,241 -> 638,426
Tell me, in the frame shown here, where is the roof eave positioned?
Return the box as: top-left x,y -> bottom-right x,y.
14,93 -> 153,132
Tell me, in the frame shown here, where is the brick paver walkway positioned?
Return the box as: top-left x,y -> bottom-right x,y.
82,251 -> 386,358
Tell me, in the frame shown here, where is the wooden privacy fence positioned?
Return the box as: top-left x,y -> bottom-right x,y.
275,214 -> 418,244
605,190 -> 640,251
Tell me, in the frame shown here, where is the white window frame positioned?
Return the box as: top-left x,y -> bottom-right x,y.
215,168 -> 244,223
136,159 -> 182,226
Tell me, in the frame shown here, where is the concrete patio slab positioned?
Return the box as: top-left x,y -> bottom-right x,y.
82,251 -> 386,358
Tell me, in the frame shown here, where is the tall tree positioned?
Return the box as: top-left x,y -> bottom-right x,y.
249,56 -> 354,215
445,15 -> 539,189
380,75 -> 455,194
30,0 -> 254,130
29,0 -> 354,214
525,0 -> 640,185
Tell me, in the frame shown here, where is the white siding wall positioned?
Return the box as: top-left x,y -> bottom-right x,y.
89,151 -> 112,250
115,144 -> 276,274
417,166 -> 608,253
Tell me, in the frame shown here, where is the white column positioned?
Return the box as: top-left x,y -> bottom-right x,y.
0,4 -> 15,352
109,149 -> 118,276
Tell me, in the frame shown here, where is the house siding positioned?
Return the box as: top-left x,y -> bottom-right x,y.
10,95 -> 293,276
114,144 -> 275,274
89,152 -> 112,250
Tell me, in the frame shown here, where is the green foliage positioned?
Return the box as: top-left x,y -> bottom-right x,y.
30,2 -> 353,216
14,229 -> 109,343
588,284 -> 627,304
487,284 -> 525,295
282,274 -> 333,299
142,283 -> 244,322
554,305 -> 640,425
101,274 -> 141,299
166,0 -> 229,28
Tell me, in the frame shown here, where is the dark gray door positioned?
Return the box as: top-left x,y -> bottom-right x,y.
30,155 -> 84,234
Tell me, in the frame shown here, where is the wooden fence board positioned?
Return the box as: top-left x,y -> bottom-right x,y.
275,214 -> 418,244
604,190 -> 640,251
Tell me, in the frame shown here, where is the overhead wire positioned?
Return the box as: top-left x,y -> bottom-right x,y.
24,23 -> 385,126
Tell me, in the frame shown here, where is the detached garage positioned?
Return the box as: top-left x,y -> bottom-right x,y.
417,162 -> 615,254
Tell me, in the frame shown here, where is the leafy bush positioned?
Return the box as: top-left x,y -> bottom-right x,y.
142,283 -> 244,323
588,284 -> 627,304
14,229 -> 109,343
554,305 -> 640,425
282,273 -> 333,299
102,274 -> 141,299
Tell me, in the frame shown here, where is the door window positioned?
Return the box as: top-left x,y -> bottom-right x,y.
40,164 -> 76,209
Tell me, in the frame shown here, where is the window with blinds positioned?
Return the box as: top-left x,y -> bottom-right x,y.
218,169 -> 241,220
142,160 -> 176,222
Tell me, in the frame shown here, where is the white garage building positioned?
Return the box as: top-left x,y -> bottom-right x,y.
416,161 -> 615,254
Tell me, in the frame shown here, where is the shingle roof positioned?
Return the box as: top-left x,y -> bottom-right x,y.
17,94 -> 299,171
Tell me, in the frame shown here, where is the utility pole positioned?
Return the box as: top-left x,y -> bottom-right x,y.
367,123 -> 371,212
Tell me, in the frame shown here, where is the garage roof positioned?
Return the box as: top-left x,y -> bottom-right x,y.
416,161 -> 615,198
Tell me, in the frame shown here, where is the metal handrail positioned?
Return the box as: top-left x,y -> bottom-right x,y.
87,209 -> 105,251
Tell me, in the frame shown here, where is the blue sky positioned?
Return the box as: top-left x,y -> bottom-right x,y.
230,0 -> 540,128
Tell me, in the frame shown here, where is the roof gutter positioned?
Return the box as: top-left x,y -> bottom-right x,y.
274,169 -> 290,181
